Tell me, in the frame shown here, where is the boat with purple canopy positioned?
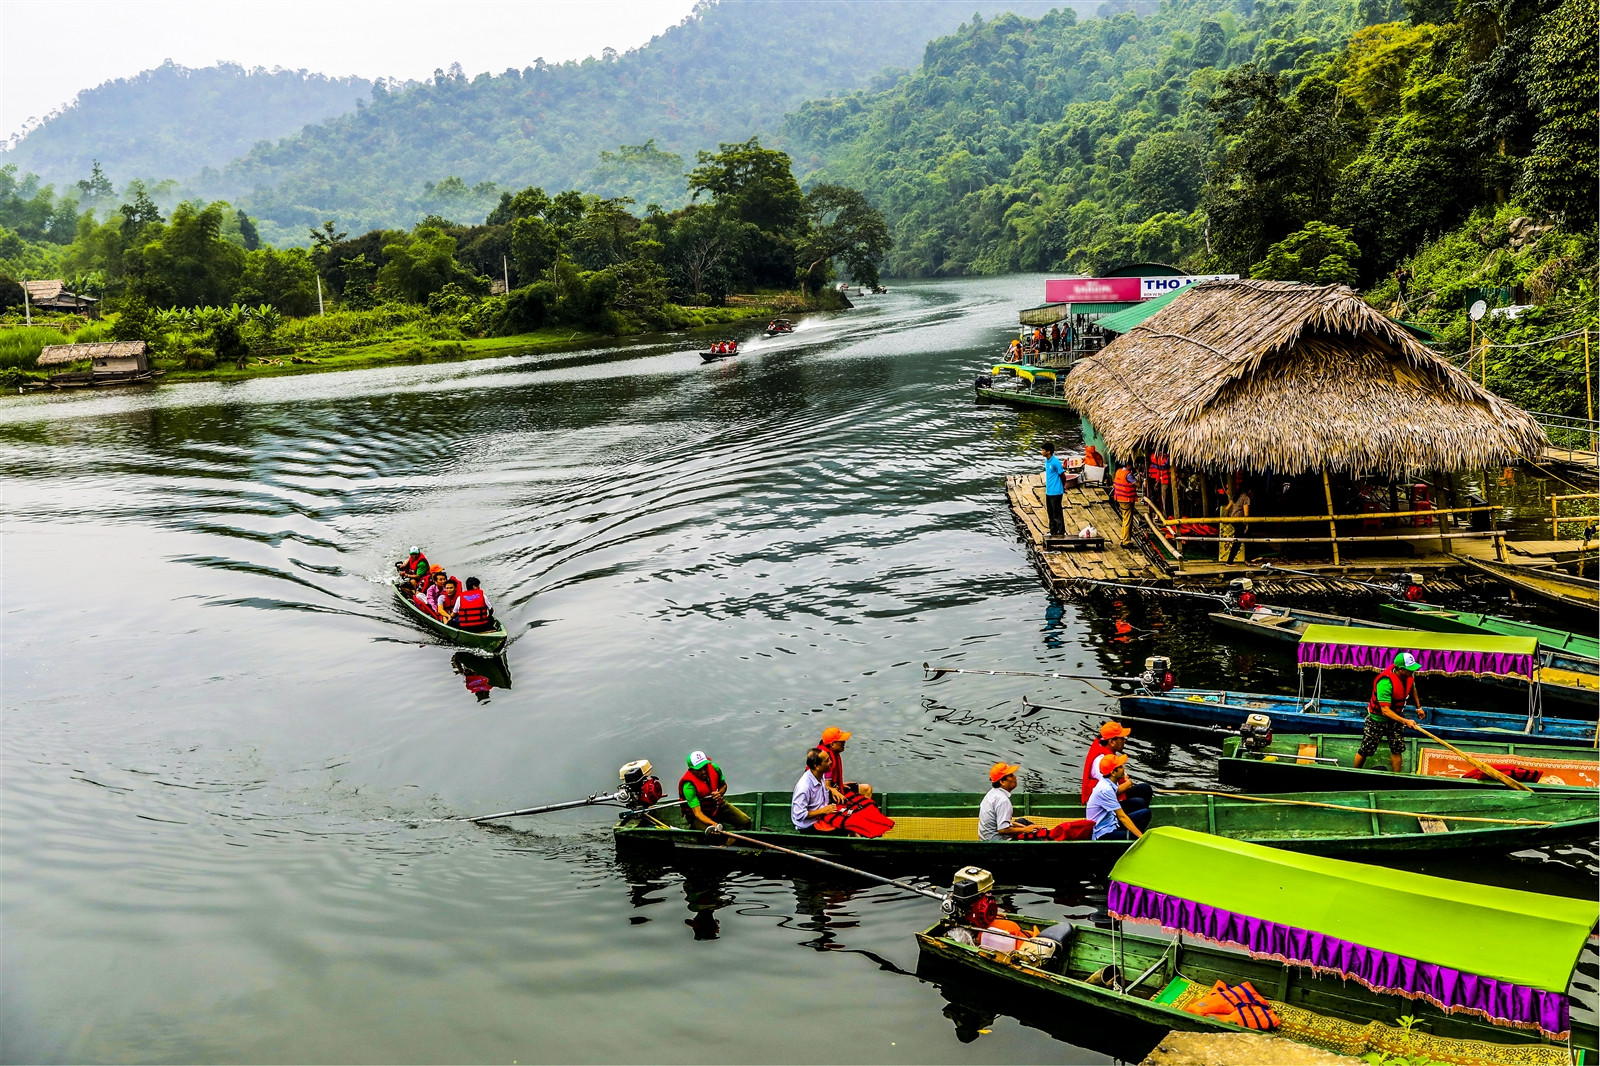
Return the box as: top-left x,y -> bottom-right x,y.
1113,626 -> 1596,746
916,827 -> 1597,1063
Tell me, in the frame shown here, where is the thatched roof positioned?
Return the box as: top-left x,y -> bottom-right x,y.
24,280 -> 66,301
37,341 -> 147,366
1060,280 -> 1546,477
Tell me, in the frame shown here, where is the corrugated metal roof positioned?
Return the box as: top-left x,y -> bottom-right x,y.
1097,286 -> 1188,335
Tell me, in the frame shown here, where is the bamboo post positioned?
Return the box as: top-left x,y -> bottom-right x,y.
1586,331 -> 1595,457
1322,471 -> 1340,565
1172,462 -> 1184,572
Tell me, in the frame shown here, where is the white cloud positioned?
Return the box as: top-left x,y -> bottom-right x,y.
0,0 -> 699,140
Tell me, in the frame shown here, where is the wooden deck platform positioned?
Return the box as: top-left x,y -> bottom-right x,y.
1007,474 -> 1489,596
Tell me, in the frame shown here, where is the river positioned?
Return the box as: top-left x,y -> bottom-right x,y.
2,274 -> 1593,1064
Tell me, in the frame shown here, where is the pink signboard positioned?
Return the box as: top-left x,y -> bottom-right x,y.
1044,277 -> 1144,303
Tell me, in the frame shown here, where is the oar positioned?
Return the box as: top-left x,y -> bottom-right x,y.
655,823 -> 945,901
1069,577 -> 1231,606
1257,562 -> 1415,598
1406,721 -> 1533,791
1021,698 -> 1234,736
924,662 -> 1147,684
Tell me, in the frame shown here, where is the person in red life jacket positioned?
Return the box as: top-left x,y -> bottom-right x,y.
1080,720 -> 1153,815
436,577 -> 461,620
1111,464 -> 1138,547
1354,652 -> 1425,772
814,726 -> 872,801
396,546 -> 429,587
450,576 -> 495,631
679,750 -> 752,834
1148,452 -> 1171,514
415,564 -> 444,611
453,655 -> 492,702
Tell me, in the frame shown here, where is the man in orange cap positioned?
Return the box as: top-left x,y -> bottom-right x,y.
814,726 -> 871,801
1081,721 -> 1153,822
1087,754 -> 1148,840
978,762 -> 1037,840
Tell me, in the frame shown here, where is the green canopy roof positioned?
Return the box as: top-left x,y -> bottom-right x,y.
1109,827 -> 1596,994
1298,625 -> 1537,657
1297,625 -> 1538,680
1097,286 -> 1188,334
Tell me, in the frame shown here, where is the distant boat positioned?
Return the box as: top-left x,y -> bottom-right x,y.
698,347 -> 739,362
1457,554 -> 1599,613
392,580 -> 507,653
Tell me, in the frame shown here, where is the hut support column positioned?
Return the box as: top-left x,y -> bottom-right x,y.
1172,463 -> 1184,572
1322,471 -> 1341,566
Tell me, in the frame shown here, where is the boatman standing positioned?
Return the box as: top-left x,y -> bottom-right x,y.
1112,463 -> 1138,547
1042,441 -> 1067,537
1353,652 -> 1425,773
680,750 -> 752,833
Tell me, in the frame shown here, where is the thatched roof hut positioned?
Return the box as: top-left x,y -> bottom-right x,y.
37,341 -> 148,369
1060,280 -> 1545,477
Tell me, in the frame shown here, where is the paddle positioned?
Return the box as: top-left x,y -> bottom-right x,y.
1405,720 -> 1533,791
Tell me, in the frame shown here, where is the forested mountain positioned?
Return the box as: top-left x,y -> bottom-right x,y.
783,0 -> 1596,287
202,0 -> 1063,243
2,62 -> 374,191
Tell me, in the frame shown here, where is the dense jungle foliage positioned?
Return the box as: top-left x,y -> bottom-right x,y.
1,62 -> 374,191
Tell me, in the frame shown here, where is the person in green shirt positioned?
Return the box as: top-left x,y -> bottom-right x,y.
1353,652 -> 1425,772
678,751 -> 752,834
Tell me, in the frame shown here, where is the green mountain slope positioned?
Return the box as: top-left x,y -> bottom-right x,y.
205,0 -> 1065,243
2,61 -> 373,191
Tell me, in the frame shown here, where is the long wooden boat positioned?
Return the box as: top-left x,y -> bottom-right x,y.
917,828 -> 1598,1063
1458,554 -> 1600,613
974,362 -> 1077,411
1119,688 -> 1596,746
1379,601 -> 1600,660
1209,603 -> 1403,644
392,580 -> 507,652
611,788 -> 1598,873
1218,731 -> 1600,793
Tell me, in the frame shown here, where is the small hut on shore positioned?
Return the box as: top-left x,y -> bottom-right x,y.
1060,279 -> 1545,566
36,341 -> 153,385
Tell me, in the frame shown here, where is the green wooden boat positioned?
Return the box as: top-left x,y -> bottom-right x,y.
612,788 -> 1598,873
1220,731 -> 1600,793
974,362 -> 1077,411
917,828 -> 1597,1063
392,579 -> 507,652
1458,555 -> 1600,614
1380,601 -> 1600,661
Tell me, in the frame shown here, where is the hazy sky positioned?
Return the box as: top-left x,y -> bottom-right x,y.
0,0 -> 700,141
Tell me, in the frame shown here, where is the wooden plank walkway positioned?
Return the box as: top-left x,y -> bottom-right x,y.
1006,473 -> 1483,596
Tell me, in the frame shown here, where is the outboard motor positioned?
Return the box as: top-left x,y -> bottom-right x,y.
942,866 -> 999,929
616,759 -> 664,809
974,374 -> 994,393
1140,655 -> 1176,693
1400,572 -> 1425,602
1228,577 -> 1257,612
1239,714 -> 1274,753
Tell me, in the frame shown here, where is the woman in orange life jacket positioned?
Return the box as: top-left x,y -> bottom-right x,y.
1353,652 -> 1424,772
450,577 -> 495,631
813,727 -> 871,802
1111,464 -> 1139,547
679,750 -> 751,833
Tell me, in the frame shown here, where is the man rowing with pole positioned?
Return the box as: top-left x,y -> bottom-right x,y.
1353,652 -> 1425,773
679,750 -> 751,834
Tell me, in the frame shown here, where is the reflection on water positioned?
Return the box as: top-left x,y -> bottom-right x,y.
1,276 -> 1592,1064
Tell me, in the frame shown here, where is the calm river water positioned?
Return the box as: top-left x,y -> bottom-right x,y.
2,275 -> 1593,1063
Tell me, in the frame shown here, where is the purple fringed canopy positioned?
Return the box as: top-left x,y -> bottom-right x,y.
1107,881 -> 1570,1039
1296,625 -> 1538,681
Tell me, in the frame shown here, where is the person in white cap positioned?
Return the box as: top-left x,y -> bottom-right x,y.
679,750 -> 750,833
1354,651 -> 1425,772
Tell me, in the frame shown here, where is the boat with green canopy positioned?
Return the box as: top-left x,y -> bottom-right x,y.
1219,731 -> 1600,792
916,827 -> 1597,1063
611,788 -> 1599,874
1119,626 -> 1597,745
973,363 -> 1076,410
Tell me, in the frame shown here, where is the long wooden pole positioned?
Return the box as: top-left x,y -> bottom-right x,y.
1322,471 -> 1340,566
1585,331 -> 1594,456
1160,503 -> 1499,527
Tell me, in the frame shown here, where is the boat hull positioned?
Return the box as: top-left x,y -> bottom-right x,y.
1218,733 -> 1599,793
974,385 -> 1076,411
392,582 -> 508,652
1458,555 -> 1599,613
1121,688 -> 1595,746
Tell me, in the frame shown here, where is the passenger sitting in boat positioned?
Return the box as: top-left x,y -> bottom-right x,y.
451,577 -> 495,631
1353,652 -> 1424,773
814,726 -> 871,801
1087,755 -> 1148,840
423,569 -> 450,616
396,546 -> 430,586
434,577 -> 461,620
978,762 -> 1037,840
680,750 -> 751,833
415,565 -> 445,611
1008,339 -> 1022,359
791,749 -> 837,832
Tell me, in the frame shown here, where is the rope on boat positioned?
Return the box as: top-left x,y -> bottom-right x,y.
1155,789 -> 1557,826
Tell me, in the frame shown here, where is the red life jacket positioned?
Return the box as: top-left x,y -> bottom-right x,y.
812,791 -> 894,837
463,673 -> 490,695
1112,469 -> 1137,502
1081,740 -> 1112,803
679,764 -> 725,813
1367,667 -> 1415,715
454,588 -> 490,628
407,552 -> 429,579
1149,454 -> 1170,485
813,744 -> 844,787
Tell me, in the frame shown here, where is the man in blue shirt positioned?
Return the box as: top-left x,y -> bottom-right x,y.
1041,441 -> 1067,536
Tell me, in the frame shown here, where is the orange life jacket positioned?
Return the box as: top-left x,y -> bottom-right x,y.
1185,981 -> 1280,1030
1081,739 -> 1112,803
1112,469 -> 1137,502
454,588 -> 490,628
1149,453 -> 1170,485
1367,667 -> 1415,715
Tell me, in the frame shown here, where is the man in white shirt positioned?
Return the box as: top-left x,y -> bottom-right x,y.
791,749 -> 837,831
977,762 -> 1036,840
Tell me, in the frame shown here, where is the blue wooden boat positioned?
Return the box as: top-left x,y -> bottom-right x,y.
1115,626 -> 1595,745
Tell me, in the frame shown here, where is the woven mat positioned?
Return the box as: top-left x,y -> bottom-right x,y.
1417,748 -> 1600,789
1163,979 -> 1568,1066
879,816 -> 1070,842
